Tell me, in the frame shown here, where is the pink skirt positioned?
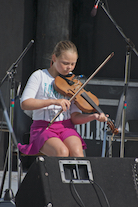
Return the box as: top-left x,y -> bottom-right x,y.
17,119 -> 87,155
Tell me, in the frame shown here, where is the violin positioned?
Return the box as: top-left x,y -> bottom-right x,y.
54,74 -> 99,113
53,73 -> 119,135
47,52 -> 118,134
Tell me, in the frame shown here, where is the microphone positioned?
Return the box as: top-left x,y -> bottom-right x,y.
91,0 -> 100,17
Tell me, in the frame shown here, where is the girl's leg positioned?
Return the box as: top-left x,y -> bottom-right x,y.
63,136 -> 84,157
40,137 -> 69,157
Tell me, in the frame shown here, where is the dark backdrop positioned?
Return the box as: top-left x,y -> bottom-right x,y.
72,0 -> 138,80
0,0 -> 138,86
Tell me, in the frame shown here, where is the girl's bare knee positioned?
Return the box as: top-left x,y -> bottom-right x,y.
57,147 -> 69,157
70,147 -> 84,157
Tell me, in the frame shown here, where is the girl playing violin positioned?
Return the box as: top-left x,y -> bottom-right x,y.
18,40 -> 108,157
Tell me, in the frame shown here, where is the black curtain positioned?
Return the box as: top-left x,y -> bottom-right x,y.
72,0 -> 138,80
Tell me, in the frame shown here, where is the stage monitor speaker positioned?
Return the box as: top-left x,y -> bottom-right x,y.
15,156 -> 138,207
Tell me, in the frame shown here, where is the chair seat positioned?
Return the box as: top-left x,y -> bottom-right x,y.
20,152 -> 44,157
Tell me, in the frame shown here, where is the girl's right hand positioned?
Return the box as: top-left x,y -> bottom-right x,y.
54,99 -> 71,111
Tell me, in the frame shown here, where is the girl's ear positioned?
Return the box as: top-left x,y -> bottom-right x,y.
52,54 -> 56,63
50,60 -> 53,67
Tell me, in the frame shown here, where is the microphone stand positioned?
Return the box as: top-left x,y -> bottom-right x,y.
99,1 -> 138,157
0,40 -> 34,206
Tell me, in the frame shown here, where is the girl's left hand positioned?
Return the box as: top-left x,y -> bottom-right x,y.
95,113 -> 108,122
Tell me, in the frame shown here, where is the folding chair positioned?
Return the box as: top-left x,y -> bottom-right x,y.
13,96 -> 44,185
102,87 -> 138,157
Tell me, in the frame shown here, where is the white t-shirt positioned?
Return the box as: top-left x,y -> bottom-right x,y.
21,69 -> 81,121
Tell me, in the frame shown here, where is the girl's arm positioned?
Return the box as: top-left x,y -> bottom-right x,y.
71,112 -> 108,125
21,98 -> 71,112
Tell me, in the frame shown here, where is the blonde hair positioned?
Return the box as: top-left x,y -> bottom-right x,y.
52,40 -> 78,58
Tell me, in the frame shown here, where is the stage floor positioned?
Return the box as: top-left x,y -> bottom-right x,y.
0,171 -> 26,199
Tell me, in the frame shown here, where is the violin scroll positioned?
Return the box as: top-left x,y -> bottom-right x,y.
107,119 -> 119,135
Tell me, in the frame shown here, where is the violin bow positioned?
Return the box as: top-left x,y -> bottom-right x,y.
46,52 -> 114,129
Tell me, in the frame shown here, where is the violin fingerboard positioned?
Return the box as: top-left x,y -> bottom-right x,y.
81,92 -> 103,114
